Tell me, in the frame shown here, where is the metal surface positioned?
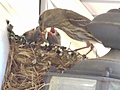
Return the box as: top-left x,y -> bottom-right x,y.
44,49 -> 120,90
87,11 -> 120,49
66,49 -> 120,79
44,71 -> 120,90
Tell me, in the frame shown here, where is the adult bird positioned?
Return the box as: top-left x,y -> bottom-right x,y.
39,8 -> 101,56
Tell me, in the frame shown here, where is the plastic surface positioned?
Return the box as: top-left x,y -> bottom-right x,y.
49,76 -> 96,90
87,12 -> 120,49
0,18 -> 9,90
66,49 -> 120,79
109,82 -> 120,90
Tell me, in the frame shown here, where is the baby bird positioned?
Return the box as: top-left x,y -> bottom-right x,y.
39,8 -> 101,56
22,26 -> 45,45
47,27 -> 61,46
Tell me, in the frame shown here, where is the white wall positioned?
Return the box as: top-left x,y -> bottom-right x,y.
6,0 -> 39,35
0,1 -> 10,89
48,0 -> 94,20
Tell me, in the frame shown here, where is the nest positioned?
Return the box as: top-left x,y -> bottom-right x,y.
2,30 -> 82,90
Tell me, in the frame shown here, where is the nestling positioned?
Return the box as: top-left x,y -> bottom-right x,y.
39,8 -> 101,56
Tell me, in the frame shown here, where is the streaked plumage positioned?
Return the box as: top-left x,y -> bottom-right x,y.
39,8 -> 101,55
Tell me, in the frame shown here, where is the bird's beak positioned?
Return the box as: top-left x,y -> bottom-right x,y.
42,29 -> 47,35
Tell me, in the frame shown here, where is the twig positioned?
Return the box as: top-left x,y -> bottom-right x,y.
38,83 -> 50,90
24,83 -> 50,90
30,46 -> 37,59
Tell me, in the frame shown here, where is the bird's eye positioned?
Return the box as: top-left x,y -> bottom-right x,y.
56,33 -> 60,36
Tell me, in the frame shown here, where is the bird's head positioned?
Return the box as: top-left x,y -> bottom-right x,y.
39,9 -> 59,33
39,12 -> 49,37
50,27 -> 55,34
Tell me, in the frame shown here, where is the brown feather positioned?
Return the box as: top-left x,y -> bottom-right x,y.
39,8 -> 101,44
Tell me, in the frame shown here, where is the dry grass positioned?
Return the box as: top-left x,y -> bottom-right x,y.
2,36 -> 82,90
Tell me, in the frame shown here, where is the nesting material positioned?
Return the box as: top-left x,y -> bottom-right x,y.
2,29 -> 82,90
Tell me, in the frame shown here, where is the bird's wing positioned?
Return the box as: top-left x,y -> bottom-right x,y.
59,25 -> 101,43
64,9 -> 91,27
39,8 -> 101,44
39,8 -> 91,29
63,9 -> 100,43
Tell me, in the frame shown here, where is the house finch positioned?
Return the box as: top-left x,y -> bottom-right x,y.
47,32 -> 59,45
39,8 -> 101,56
22,26 -> 45,45
47,27 -> 61,45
